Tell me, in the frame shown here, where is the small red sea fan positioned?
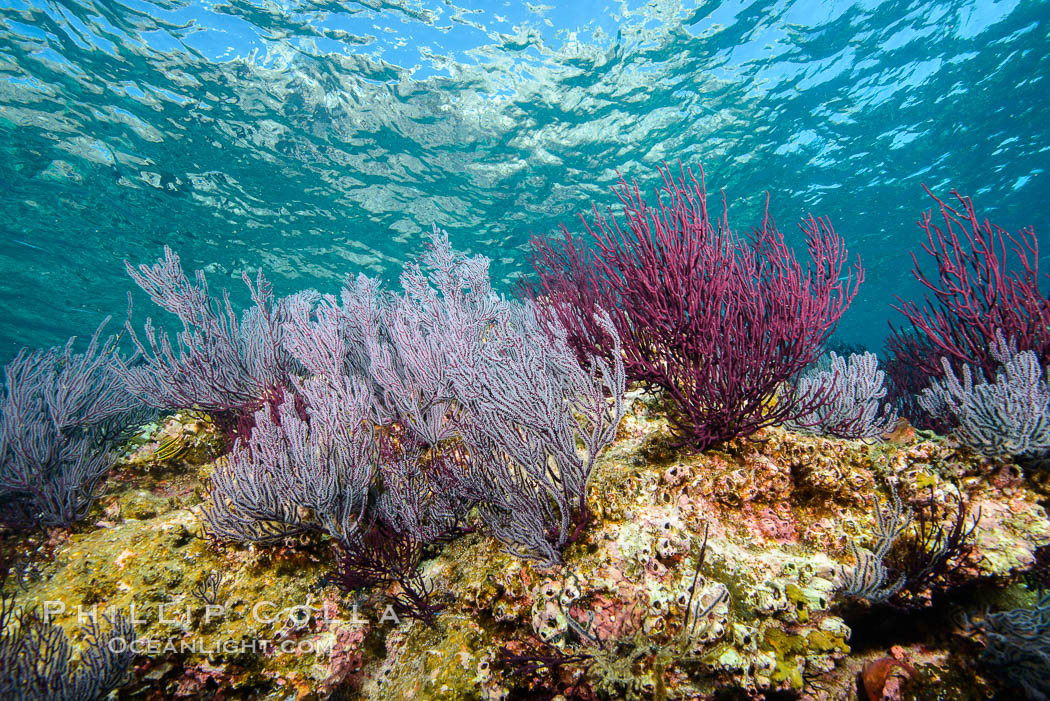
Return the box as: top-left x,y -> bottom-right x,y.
889,186 -> 1050,383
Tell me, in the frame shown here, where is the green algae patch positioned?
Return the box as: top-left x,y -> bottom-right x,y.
762,629 -> 809,690
805,628 -> 848,654
763,627 -> 807,658
362,615 -> 498,700
114,488 -> 174,521
771,657 -> 804,690
784,583 -> 809,623
10,502 -> 364,697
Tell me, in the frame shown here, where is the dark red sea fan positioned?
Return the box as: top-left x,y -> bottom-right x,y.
889,186 -> 1050,383
336,522 -> 441,628
526,163 -> 862,450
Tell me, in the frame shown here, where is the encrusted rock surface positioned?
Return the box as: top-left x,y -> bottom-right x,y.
5,396 -> 1050,699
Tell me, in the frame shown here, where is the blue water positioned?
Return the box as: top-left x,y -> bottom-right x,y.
0,0 -> 1047,359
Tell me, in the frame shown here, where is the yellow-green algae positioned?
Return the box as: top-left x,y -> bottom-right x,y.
5,396 -> 1050,699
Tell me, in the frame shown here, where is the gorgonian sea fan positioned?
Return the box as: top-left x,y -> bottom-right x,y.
203,228 -> 625,568
371,229 -> 626,565
0,595 -> 136,701
919,332 -> 1050,466
889,186 -> 1050,382
0,319 -> 144,528
527,163 -> 862,449
788,352 -> 898,439
884,329 -> 949,431
118,246 -> 316,442
201,373 -> 378,546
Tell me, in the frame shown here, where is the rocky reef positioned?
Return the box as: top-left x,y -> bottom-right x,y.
4,389 -> 1050,700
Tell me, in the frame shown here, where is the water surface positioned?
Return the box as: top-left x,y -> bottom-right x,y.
1,0 -> 1047,357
